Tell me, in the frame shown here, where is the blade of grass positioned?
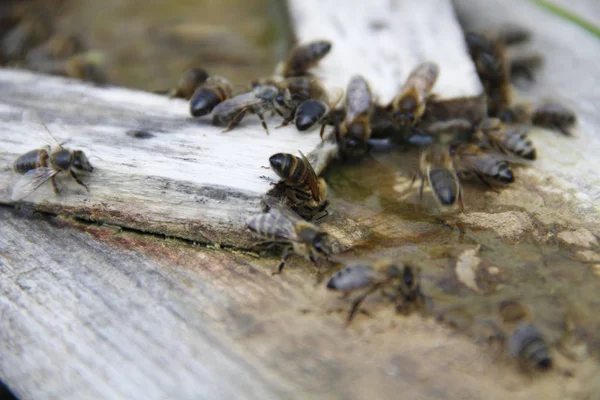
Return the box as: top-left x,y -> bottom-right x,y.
531,0 -> 600,38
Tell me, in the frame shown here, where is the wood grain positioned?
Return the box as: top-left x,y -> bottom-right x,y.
3,207 -> 597,400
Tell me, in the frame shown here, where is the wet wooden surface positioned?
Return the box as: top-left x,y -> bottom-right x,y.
2,207 -> 598,400
1,0 -> 600,399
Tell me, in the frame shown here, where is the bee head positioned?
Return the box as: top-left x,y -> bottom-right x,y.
309,40 -> 332,60
72,150 -> 93,172
312,232 -> 332,257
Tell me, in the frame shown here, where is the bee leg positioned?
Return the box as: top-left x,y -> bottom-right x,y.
272,247 -> 292,275
314,209 -> 329,222
275,119 -> 290,129
459,190 -> 465,213
319,123 -> 327,140
418,178 -> 425,201
256,112 -> 270,135
345,285 -> 380,327
51,176 -> 60,195
70,170 -> 89,191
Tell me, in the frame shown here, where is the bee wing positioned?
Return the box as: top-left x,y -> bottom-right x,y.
297,150 -> 320,200
247,203 -> 300,242
22,110 -> 62,147
346,77 -> 372,121
212,92 -> 262,115
327,264 -> 389,291
11,167 -> 59,201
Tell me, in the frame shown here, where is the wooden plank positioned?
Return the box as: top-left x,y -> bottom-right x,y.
2,207 -> 597,400
0,69 -> 326,246
287,0 -> 484,104
2,1 -> 600,399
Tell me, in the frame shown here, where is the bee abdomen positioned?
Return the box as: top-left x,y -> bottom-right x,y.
13,149 -> 48,174
489,161 -> 514,183
429,169 -> 458,205
505,132 -> 536,160
269,153 -> 306,185
190,88 -> 222,117
508,323 -> 552,370
327,265 -> 373,291
295,100 -> 327,131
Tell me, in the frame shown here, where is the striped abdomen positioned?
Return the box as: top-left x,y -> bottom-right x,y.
269,153 -> 308,187
190,83 -> 231,117
247,212 -> 293,241
13,148 -> 48,174
429,168 -> 458,205
508,323 -> 552,370
490,129 -> 536,160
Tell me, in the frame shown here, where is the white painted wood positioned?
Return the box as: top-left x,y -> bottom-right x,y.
287,0 -> 483,104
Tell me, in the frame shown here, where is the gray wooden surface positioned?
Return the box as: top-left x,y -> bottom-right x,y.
1,0 -> 600,399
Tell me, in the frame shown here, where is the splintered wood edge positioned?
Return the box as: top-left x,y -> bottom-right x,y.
0,69 -> 330,247
287,0 -> 484,109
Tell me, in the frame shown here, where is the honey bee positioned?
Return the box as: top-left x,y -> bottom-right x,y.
451,143 -> 514,188
247,197 -> 332,274
336,75 -> 374,157
212,85 -> 293,134
391,61 -> 439,128
269,151 -> 328,219
411,144 -> 463,210
12,118 -> 93,201
465,32 -> 510,116
530,102 -> 576,136
478,118 -> 536,161
279,40 -> 332,78
189,75 -> 233,117
326,259 -> 422,325
272,76 -> 329,126
169,68 -> 209,100
507,322 -> 552,371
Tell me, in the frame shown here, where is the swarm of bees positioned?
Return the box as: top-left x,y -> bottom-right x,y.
10,20 -> 575,373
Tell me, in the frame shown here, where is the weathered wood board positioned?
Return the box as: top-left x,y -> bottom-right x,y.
2,0 -> 600,399
0,69 -> 328,246
2,207 -> 598,400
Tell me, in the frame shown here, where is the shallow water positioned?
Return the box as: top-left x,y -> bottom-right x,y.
324,148 -> 600,359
